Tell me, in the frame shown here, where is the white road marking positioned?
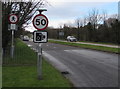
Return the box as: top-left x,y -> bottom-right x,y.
27,44 -> 32,47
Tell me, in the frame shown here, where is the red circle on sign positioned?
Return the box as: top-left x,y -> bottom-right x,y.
8,14 -> 18,24
32,14 -> 48,31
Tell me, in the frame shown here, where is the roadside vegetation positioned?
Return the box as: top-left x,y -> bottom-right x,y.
3,39 -> 37,66
49,40 -> 119,54
78,41 -> 119,46
46,9 -> 119,47
2,39 -> 72,87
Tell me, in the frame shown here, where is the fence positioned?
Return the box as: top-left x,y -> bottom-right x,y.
2,39 -> 37,66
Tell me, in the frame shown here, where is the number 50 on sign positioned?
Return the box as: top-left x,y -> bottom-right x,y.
33,14 -> 48,31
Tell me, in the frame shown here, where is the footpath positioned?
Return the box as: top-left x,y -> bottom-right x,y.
49,39 -> 119,48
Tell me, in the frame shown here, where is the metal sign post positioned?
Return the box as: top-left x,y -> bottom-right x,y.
32,9 -> 48,80
11,30 -> 14,58
33,31 -> 47,79
9,14 -> 18,58
37,43 -> 42,80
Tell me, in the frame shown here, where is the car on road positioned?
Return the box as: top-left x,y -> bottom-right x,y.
23,36 -> 29,41
67,36 -> 77,42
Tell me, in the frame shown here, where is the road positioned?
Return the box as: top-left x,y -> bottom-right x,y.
25,41 -> 118,87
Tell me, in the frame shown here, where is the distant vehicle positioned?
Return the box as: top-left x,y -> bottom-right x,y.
67,36 -> 77,42
23,36 -> 29,41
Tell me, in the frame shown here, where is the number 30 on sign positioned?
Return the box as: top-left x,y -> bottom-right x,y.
33,14 -> 48,31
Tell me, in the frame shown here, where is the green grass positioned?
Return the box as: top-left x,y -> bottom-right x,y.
3,39 -> 37,66
79,41 -> 118,46
49,40 -> 119,54
2,61 -> 71,87
2,39 -> 72,87
50,38 -> 118,45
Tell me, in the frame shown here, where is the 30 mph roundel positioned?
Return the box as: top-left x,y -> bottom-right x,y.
33,14 -> 48,31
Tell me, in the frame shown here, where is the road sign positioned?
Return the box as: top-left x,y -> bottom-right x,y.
8,24 -> 18,30
9,14 -> 18,24
33,14 -> 48,31
33,31 -> 48,43
10,24 -> 16,30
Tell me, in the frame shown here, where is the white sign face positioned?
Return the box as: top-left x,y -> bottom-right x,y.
9,14 -> 18,24
33,14 -> 48,31
10,24 -> 16,30
8,24 -> 17,30
33,31 -> 48,43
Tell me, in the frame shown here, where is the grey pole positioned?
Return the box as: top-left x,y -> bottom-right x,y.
37,9 -> 47,80
37,43 -> 42,80
11,30 -> 14,58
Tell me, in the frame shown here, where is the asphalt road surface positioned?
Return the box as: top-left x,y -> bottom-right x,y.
25,41 -> 118,87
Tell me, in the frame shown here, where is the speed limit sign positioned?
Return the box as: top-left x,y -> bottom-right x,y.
33,14 -> 48,30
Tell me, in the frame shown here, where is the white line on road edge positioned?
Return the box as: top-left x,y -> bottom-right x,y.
27,44 -> 32,47
76,42 -> 119,48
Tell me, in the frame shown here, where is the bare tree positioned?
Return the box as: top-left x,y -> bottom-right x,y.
75,18 -> 83,41
2,0 -> 47,48
76,18 -> 84,28
3,0 -> 47,28
87,8 -> 102,29
83,17 -> 87,26
76,18 -> 80,28
110,14 -> 118,19
102,10 -> 108,24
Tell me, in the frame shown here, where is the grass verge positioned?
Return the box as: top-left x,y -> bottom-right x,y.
2,39 -> 72,87
79,41 -> 118,46
49,40 -> 119,54
3,39 -> 37,66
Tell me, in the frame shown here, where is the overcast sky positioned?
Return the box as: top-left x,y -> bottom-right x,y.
25,0 -> 119,32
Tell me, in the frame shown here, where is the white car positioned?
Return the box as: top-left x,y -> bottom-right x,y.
23,36 -> 29,41
67,36 -> 77,42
